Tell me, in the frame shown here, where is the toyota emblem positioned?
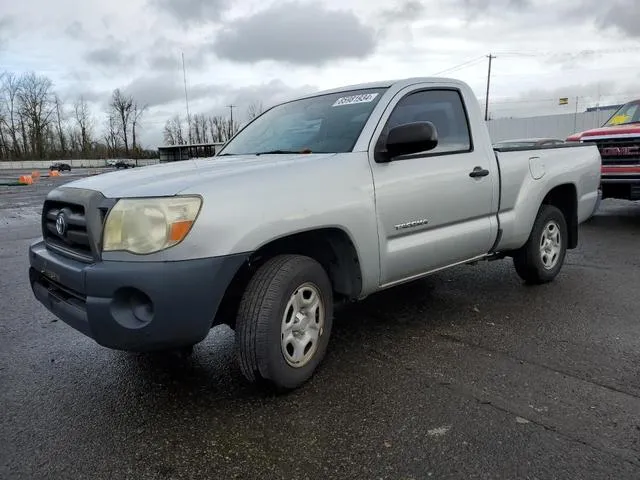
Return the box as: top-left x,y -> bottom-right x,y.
55,212 -> 67,236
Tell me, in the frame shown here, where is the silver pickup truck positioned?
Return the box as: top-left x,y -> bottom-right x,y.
29,77 -> 601,391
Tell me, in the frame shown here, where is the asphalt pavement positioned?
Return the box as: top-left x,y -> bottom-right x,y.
1,173 -> 639,479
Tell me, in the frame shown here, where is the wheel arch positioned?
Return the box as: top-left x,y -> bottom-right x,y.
540,183 -> 578,249
214,227 -> 363,328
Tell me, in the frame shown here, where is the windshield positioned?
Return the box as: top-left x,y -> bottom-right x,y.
218,88 -> 387,156
603,101 -> 640,127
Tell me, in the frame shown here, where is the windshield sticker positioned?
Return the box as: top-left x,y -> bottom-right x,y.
332,93 -> 379,107
609,114 -> 631,125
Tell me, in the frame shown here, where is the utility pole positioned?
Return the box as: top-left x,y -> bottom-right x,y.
573,96 -> 579,132
226,104 -> 236,139
484,54 -> 495,122
182,52 -> 192,145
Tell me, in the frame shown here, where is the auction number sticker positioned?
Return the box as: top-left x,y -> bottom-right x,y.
332,93 -> 379,107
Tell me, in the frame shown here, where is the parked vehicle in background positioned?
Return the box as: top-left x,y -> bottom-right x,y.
493,138 -> 565,149
28,77 -> 601,391
49,162 -> 71,172
114,160 -> 135,169
567,99 -> 640,202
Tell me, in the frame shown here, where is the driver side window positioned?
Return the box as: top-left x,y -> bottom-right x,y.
385,89 -> 472,155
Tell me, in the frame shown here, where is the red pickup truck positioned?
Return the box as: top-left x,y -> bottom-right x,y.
567,100 -> 640,202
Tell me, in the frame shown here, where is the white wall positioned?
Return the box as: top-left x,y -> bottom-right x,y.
487,110 -> 615,142
0,159 -> 159,170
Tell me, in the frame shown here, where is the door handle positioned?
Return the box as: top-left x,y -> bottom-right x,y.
469,166 -> 490,178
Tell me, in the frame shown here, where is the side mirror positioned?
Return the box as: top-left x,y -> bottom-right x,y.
379,121 -> 438,161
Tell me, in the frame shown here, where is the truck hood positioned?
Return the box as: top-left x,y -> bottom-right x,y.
568,123 -> 640,141
62,154 -> 336,198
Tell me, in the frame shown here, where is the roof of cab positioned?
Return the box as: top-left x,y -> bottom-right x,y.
293,77 -> 466,100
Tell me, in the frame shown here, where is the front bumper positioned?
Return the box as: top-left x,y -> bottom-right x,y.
29,240 -> 247,351
600,174 -> 640,200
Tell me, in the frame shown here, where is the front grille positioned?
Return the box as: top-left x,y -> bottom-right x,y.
42,200 -> 93,262
582,137 -> 640,166
41,188 -> 115,263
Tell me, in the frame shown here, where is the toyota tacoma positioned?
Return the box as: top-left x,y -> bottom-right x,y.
29,77 -> 601,390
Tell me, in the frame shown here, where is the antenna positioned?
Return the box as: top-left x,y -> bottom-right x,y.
182,52 -> 192,145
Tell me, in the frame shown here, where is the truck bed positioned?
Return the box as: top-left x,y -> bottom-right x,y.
493,143 -> 601,252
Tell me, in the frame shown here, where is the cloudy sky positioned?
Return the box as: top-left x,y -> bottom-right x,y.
1,0 -> 639,147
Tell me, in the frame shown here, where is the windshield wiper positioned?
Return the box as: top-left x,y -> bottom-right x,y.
255,149 -> 312,155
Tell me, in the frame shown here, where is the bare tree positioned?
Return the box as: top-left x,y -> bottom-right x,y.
104,113 -> 121,156
207,115 -> 227,143
246,101 -> 264,120
109,88 -> 133,155
74,96 -> 93,155
53,95 -> 67,156
67,124 -> 80,153
226,117 -> 240,140
131,102 -> 147,155
163,115 -> 185,146
0,70 -> 157,161
1,72 -> 23,158
18,72 -> 55,158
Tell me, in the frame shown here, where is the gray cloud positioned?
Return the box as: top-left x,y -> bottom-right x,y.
85,47 -> 133,67
85,37 -> 135,67
564,1 -> 639,38
381,0 -> 425,21
460,0 -> 531,11
153,0 -> 228,24
64,21 -> 85,39
0,15 -> 13,31
144,37 -> 213,72
0,15 -> 14,48
149,54 -> 181,71
121,75 -> 186,107
596,1 -> 640,38
213,2 -> 378,65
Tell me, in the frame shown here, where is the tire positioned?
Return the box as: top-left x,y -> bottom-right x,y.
235,254 -> 334,391
513,204 -> 568,284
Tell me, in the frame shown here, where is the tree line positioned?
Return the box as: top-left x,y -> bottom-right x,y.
0,70 -> 155,161
1,70 -> 267,160
162,101 -> 265,146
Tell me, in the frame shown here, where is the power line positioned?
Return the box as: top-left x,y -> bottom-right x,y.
493,46 -> 640,58
431,55 -> 486,76
486,90 -> 640,105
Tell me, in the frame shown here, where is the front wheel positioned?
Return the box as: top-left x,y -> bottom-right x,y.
235,255 -> 333,391
513,204 -> 568,284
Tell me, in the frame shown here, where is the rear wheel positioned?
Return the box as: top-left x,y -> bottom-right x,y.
513,204 -> 567,284
235,255 -> 333,391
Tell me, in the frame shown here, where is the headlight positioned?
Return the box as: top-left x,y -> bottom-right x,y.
102,196 -> 202,254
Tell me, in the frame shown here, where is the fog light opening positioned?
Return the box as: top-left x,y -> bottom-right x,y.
111,287 -> 154,329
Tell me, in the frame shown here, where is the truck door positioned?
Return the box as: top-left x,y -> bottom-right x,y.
368,86 -> 498,286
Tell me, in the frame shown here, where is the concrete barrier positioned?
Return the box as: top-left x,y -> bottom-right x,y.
0,159 -> 159,170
